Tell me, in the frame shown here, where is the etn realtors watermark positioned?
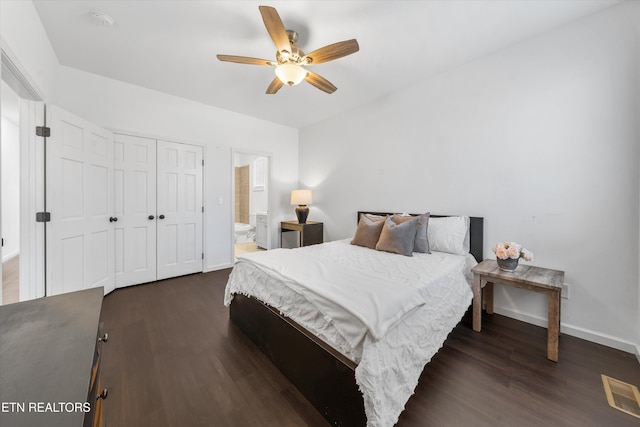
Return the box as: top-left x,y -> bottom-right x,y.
2,401 -> 91,413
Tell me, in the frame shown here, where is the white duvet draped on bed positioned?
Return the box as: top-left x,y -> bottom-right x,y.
224,239 -> 476,427
229,247 -> 426,346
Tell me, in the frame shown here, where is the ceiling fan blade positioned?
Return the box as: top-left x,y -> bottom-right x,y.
304,71 -> 337,94
216,55 -> 274,66
266,77 -> 284,94
259,6 -> 291,54
304,39 -> 359,65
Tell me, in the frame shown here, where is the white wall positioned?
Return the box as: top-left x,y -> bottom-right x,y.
637,12 -> 640,362
299,2 -> 640,353
1,115 -> 20,260
0,0 -> 57,100
52,66 -> 298,271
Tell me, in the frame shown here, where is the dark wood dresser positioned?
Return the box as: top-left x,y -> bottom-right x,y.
0,287 -> 107,427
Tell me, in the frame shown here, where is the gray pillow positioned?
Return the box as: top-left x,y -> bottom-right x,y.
351,214 -> 386,249
392,212 -> 431,254
376,216 -> 419,256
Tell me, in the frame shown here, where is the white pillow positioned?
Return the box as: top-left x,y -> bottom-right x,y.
427,216 -> 470,255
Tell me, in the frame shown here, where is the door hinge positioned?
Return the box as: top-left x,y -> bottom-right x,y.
1,238 -> 3,247
35,126 -> 51,137
202,253 -> 204,260
202,159 -> 204,166
202,206 -> 204,213
36,212 -> 51,222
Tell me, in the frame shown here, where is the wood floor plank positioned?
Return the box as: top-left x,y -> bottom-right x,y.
101,269 -> 640,427
1,255 -> 20,304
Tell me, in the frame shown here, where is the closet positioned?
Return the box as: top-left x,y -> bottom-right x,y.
46,106 -> 203,296
114,134 -> 203,287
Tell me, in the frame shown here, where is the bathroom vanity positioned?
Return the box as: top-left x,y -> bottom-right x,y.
256,213 -> 268,249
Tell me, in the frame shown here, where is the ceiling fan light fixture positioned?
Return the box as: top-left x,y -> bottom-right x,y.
217,6 -> 358,94
275,63 -> 307,86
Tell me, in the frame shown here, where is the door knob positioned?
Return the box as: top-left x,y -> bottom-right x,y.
109,217 -> 118,222
148,215 -> 155,220
159,215 -> 165,220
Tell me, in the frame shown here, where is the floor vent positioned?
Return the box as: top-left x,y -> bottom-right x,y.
601,374 -> 640,419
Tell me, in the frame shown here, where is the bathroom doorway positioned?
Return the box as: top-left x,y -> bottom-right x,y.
233,152 -> 269,260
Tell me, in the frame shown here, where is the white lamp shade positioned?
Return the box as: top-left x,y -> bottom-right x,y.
275,63 -> 307,86
291,189 -> 313,205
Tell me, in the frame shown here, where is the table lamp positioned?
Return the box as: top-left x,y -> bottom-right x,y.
291,189 -> 313,224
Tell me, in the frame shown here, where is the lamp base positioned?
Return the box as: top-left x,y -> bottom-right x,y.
295,205 -> 309,224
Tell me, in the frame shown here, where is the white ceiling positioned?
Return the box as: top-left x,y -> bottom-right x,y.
32,0 -> 620,129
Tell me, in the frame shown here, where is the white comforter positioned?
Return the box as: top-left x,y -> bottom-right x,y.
231,248 -> 425,347
224,239 -> 476,427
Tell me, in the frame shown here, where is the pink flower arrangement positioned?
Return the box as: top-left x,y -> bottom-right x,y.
492,242 -> 533,262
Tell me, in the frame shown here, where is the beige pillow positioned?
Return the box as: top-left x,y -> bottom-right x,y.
376,216 -> 419,256
351,214 -> 386,249
392,212 -> 430,253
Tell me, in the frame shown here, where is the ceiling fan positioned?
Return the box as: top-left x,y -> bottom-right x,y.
217,5 -> 359,94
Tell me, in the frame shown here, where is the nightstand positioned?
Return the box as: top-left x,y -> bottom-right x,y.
471,259 -> 564,362
280,221 -> 323,247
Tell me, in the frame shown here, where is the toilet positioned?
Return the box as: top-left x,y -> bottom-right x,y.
235,213 -> 256,243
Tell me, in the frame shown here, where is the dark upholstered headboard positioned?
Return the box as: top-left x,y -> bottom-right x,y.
357,211 -> 484,263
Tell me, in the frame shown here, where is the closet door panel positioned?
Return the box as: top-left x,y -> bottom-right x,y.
113,134 -> 157,288
156,140 -> 203,280
47,106 -> 115,296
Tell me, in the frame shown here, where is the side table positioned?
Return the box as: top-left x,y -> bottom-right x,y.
471,259 -> 565,362
280,221 -> 323,247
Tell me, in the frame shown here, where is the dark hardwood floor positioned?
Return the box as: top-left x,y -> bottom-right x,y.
101,269 -> 640,427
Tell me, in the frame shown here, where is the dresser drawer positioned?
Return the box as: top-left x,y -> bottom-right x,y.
93,377 -> 105,427
85,323 -> 108,427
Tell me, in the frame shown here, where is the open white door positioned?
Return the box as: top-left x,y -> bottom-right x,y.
46,106 -> 115,296
156,140 -> 203,280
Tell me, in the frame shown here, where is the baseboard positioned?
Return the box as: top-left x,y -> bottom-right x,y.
494,307 -> 637,355
204,262 -> 234,273
635,344 -> 640,364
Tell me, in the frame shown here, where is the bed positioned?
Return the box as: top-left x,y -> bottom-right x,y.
225,212 -> 483,427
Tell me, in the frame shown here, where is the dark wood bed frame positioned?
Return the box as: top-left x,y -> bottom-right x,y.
229,212 -> 484,426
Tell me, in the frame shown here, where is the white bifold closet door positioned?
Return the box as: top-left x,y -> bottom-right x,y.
114,134 -> 157,287
114,136 -> 203,287
47,106 -> 115,296
156,140 -> 203,280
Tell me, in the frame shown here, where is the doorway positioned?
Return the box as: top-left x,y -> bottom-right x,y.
1,47 -> 47,305
233,152 -> 269,259
1,81 -> 21,304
